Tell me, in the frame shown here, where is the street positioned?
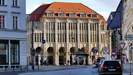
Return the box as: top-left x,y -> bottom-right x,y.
0,65 -> 132,75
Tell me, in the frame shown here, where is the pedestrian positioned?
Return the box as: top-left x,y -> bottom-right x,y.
126,58 -> 128,63
67,60 -> 70,65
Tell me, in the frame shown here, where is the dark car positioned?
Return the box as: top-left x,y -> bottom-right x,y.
99,60 -> 122,75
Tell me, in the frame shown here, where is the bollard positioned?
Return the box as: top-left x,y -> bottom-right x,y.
27,65 -> 29,71
38,65 -> 39,70
20,65 -> 22,71
5,65 -> 7,71
13,66 -> 15,71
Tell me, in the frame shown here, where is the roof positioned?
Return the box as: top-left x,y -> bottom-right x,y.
73,50 -> 88,55
107,0 -> 124,29
30,2 -> 106,23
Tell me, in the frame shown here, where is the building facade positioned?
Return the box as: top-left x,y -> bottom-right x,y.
123,0 -> 133,62
0,0 -> 26,66
107,0 -> 124,59
27,2 -> 109,65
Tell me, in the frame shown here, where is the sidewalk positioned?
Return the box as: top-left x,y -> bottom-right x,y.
123,63 -> 133,74
0,65 -> 88,72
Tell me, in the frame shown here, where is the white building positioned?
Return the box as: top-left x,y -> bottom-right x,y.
123,0 -> 133,63
0,0 -> 26,66
27,2 -> 110,65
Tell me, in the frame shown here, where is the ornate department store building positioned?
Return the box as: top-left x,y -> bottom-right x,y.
27,2 -> 110,65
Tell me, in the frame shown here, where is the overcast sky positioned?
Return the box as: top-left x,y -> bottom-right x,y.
26,0 -> 121,20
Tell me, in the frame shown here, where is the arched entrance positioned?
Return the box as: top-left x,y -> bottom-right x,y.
59,47 -> 66,65
35,47 -> 42,65
81,47 -> 88,53
47,47 -> 54,65
70,47 -> 76,65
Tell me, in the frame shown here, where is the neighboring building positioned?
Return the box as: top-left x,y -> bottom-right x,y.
107,0 -> 124,58
123,0 -> 133,62
0,0 -> 26,66
27,2 -> 108,65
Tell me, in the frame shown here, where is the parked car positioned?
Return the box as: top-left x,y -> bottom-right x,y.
99,60 -> 122,75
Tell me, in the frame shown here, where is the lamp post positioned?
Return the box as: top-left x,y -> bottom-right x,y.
30,21 -> 35,70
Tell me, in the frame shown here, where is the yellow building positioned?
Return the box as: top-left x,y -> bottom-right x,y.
27,2 -> 109,65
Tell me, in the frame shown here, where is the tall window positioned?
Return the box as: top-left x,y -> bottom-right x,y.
10,40 -> 19,65
12,0 -> 18,6
0,40 -> 8,65
0,0 -> 4,5
13,16 -> 18,29
0,15 -> 5,28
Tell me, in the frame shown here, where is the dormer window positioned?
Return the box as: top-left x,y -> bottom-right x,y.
69,13 -> 76,17
80,13 -> 86,17
58,12 -> 64,17
91,14 -> 97,17
47,12 -> 54,16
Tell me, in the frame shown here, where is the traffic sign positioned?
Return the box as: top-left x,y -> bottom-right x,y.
119,43 -> 125,49
93,49 -> 98,53
112,49 -> 116,52
42,40 -> 46,44
103,47 -> 108,53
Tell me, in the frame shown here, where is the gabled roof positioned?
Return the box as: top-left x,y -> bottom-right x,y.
30,4 -> 50,21
107,0 -> 124,29
30,2 -> 106,23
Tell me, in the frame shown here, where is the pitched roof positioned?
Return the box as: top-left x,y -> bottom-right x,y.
30,2 -> 106,22
46,2 -> 95,13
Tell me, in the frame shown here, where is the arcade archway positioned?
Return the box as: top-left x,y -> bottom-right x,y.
70,47 -> 76,65
47,47 -> 54,65
59,47 -> 66,65
35,47 -> 42,65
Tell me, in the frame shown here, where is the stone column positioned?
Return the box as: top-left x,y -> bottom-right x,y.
66,19 -> 70,65
88,20 -> 92,64
54,18 -> 59,65
98,20 -> 101,57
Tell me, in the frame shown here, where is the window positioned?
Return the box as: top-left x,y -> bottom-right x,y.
0,15 -> 5,28
58,13 -> 64,17
91,14 -> 97,17
13,16 -> 18,29
12,0 -> 18,6
10,40 -> 19,65
80,13 -> 86,17
101,25 -> 104,30
0,0 -> 4,5
0,40 -> 8,65
69,13 -> 76,17
47,12 -> 54,16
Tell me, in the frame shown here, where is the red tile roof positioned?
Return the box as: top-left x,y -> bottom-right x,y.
30,2 -> 106,23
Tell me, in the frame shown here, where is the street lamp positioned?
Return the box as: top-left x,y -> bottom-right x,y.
30,21 -> 35,70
